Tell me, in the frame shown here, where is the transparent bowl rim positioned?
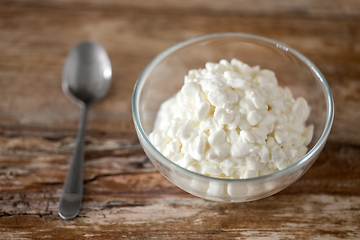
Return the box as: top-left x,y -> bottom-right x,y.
132,32 -> 334,183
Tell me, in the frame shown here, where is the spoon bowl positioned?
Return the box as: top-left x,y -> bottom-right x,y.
59,41 -> 112,220
62,41 -> 112,106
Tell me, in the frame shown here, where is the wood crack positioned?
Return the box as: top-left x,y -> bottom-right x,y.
83,171 -> 151,184
0,212 -> 53,218
101,201 -> 150,210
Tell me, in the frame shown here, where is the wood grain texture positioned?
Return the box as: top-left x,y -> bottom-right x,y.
0,0 -> 359,239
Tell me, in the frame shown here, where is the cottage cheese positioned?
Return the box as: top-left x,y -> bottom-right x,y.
149,59 -> 313,179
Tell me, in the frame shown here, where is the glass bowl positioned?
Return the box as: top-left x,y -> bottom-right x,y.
132,33 -> 334,202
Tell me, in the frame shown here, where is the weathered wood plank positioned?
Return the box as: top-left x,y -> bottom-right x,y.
5,0 -> 360,18
0,130 -> 359,238
0,3 -> 359,142
1,193 -> 359,239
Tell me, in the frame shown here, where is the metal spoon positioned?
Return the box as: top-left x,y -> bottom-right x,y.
59,41 -> 112,220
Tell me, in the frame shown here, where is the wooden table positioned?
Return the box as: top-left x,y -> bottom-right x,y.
1,1 -> 359,239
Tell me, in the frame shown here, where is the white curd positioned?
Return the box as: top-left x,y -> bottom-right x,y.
149,59 -> 313,179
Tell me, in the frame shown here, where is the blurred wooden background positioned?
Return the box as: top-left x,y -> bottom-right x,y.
0,0 -> 359,239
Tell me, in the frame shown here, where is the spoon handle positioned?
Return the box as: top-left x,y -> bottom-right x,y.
59,105 -> 88,220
